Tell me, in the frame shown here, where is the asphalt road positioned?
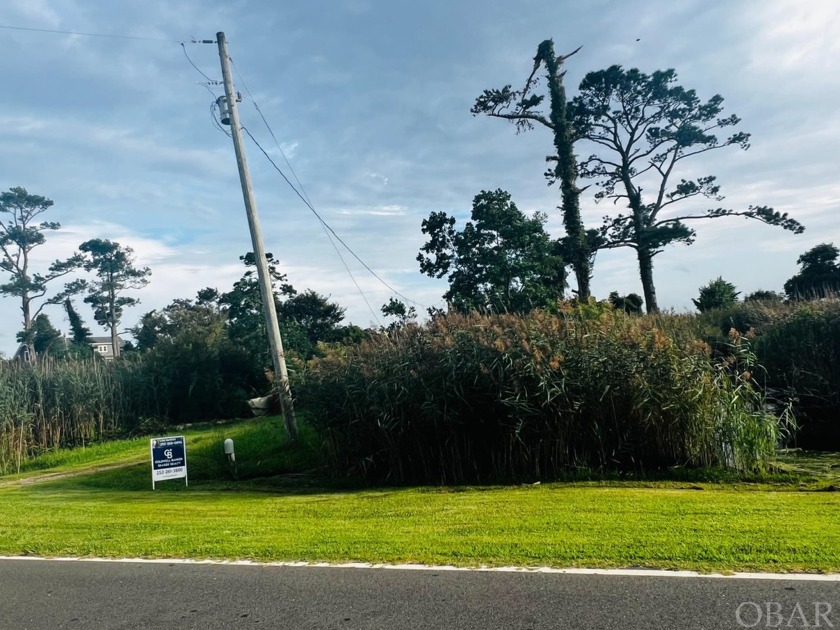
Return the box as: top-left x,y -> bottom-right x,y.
1,559 -> 838,629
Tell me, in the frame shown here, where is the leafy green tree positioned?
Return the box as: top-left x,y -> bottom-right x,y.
16,313 -> 65,358
784,243 -> 840,300
130,310 -> 169,351
471,40 -> 593,299
220,252 -> 296,363
608,291 -> 644,314
62,298 -> 94,358
137,295 -> 267,421
279,289 -> 346,350
131,296 -> 224,352
570,66 -> 804,312
693,277 -> 740,312
744,290 -> 783,303
78,239 -> 151,359
0,187 -> 82,338
381,297 -> 417,329
418,190 -> 565,314
64,298 -> 92,344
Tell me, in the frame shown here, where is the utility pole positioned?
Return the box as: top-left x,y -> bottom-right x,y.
216,31 -> 298,440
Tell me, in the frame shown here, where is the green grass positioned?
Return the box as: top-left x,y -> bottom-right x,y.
1,417 -> 839,573
2,415 -> 323,486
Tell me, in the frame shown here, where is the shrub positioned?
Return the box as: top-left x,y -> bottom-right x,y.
753,299 -> 840,448
693,277 -> 740,312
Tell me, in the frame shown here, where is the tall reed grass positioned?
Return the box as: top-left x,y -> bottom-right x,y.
0,332 -> 270,474
0,358 -> 160,474
298,307 -> 785,483
697,298 -> 840,449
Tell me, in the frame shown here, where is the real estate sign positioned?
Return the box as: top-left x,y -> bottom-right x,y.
150,435 -> 188,489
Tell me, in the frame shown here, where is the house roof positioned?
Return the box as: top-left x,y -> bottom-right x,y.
89,336 -> 124,344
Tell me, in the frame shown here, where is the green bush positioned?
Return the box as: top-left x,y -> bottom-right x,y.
298,308 -> 783,483
753,299 -> 840,448
140,328 -> 268,422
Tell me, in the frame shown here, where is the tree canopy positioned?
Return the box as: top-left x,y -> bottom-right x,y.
16,313 -> 64,358
784,243 -> 840,299
693,277 -> 740,312
570,66 -> 804,312
418,189 -> 565,313
0,187 -> 82,343
78,239 -> 151,359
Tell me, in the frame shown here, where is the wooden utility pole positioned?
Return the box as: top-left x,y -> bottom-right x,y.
216,31 -> 298,440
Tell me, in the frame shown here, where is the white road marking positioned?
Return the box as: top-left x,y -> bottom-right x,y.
2,556 -> 839,581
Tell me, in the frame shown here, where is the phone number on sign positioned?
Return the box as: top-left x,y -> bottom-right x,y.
155,467 -> 185,476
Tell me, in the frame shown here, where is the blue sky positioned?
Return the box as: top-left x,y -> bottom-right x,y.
0,0 -> 838,354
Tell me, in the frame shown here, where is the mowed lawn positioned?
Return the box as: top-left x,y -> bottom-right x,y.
1,419 -> 839,573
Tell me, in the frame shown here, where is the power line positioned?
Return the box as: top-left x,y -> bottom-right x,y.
228,58 -> 381,323
228,58 -> 427,311
319,224 -> 382,326
0,23 -> 180,42
230,58 -> 314,208
181,42 -> 221,84
242,126 -> 428,310
6,22 -> 430,316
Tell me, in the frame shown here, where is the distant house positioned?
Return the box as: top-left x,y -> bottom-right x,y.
12,342 -> 33,363
10,336 -> 127,362
88,336 -> 126,360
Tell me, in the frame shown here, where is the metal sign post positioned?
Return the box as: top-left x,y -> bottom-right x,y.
150,436 -> 188,489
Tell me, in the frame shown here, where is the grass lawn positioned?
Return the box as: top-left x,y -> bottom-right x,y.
1,416 -> 839,573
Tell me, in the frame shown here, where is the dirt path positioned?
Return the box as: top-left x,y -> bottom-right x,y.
0,461 -> 144,488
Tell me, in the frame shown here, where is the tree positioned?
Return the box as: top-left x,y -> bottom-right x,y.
608,291 -> 644,314
471,40 -> 593,299
381,297 -> 417,329
131,292 -> 268,421
744,290 -> 783,303
220,252 -> 296,363
64,298 -> 92,344
0,187 -> 82,338
418,189 -> 565,313
784,243 -> 840,299
279,289 -> 346,350
16,313 -> 65,358
130,309 -> 169,351
570,66 -> 804,312
693,277 -> 740,312
78,239 -> 151,359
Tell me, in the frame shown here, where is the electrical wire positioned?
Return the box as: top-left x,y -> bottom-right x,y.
230,57 -> 313,207
228,60 -> 385,322
181,42 -> 221,84
210,101 -> 231,138
0,23 -> 181,42
242,126 -> 428,310
318,224 -> 382,326
243,123 -> 382,324
5,21 -> 430,317
229,58 -> 427,312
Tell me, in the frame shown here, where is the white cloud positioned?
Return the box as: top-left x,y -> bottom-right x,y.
2,0 -> 62,26
1,0 -> 838,348
744,0 -> 840,74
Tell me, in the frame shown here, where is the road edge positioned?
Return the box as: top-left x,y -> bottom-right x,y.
2,555 -> 839,581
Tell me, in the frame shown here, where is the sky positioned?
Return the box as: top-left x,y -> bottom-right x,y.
0,0 -> 838,355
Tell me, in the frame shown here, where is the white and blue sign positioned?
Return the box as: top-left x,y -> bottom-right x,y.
150,435 -> 188,489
